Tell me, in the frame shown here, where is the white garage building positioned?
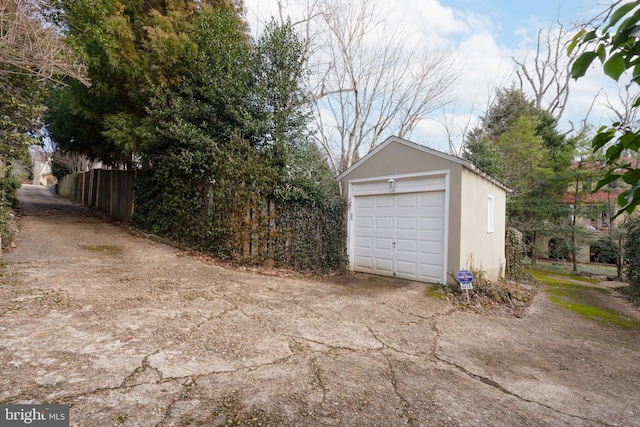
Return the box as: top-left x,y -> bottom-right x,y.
337,136 -> 508,284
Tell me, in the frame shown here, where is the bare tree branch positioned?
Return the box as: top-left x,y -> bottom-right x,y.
51,150 -> 96,173
0,0 -> 89,86
294,0 -> 457,174
511,23 -> 577,120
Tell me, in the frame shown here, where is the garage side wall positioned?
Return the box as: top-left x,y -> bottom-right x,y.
459,168 -> 506,281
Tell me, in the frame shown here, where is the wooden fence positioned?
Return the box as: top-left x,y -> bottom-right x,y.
58,169 -> 135,222
57,169 -> 346,272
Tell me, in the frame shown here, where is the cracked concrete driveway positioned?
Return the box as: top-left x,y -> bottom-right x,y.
1,184 -> 640,426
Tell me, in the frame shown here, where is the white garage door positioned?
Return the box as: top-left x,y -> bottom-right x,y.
353,190 -> 446,283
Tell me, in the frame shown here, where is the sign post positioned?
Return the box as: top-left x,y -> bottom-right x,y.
456,270 -> 473,304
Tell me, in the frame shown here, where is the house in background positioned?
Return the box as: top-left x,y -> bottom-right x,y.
337,136 -> 509,284
530,157 -> 640,266
31,147 -> 53,185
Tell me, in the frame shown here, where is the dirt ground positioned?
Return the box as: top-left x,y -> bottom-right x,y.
1,184 -> 640,427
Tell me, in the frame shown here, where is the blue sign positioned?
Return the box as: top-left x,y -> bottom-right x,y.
457,270 -> 473,289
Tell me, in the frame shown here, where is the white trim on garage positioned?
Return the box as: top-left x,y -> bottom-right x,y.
337,136 -> 509,193
347,170 -> 450,284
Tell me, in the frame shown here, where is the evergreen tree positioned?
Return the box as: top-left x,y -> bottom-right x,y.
463,87 -> 575,256
45,0 -> 206,165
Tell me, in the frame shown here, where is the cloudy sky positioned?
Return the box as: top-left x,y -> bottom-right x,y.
243,0 -> 618,152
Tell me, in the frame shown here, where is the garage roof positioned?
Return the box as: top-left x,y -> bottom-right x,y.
337,136 -> 510,192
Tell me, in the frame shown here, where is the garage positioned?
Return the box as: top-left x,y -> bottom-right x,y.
338,136 -> 508,284
351,176 -> 447,282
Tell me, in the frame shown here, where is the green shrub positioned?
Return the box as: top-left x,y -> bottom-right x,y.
624,217 -> 640,303
506,227 -> 527,280
0,177 -> 19,248
0,177 -> 20,205
590,239 -> 618,264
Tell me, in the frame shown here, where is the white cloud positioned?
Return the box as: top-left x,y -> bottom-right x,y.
243,0 -> 628,153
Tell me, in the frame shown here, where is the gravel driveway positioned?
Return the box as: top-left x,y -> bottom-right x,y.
1,184 -> 639,426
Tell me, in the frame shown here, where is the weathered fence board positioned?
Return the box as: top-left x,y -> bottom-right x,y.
59,169 -> 346,272
58,170 -> 135,222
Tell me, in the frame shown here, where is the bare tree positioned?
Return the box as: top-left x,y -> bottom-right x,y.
279,0 -> 458,174
0,0 -> 89,86
51,150 -> 95,174
435,105 -> 475,157
604,85 -> 640,127
511,24 -> 576,121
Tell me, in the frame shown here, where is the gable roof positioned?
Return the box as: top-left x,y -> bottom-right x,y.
337,136 -> 510,191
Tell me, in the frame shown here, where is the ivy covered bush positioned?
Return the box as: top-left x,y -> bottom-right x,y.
505,227 -> 527,280
131,9 -> 346,273
0,177 -> 20,249
624,217 -> 640,302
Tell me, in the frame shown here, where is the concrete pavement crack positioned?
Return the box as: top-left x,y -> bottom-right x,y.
431,318 -> 610,426
310,357 -> 327,406
378,300 -> 456,321
382,351 -> 419,426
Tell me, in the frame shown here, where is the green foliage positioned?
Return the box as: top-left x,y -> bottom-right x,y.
590,239 -> 619,264
497,114 -> 548,191
270,198 -> 347,273
0,177 -> 20,248
0,177 -> 20,206
464,87 -> 575,235
480,87 -> 534,138
130,9 -> 342,272
549,238 -> 574,261
624,216 -> 640,297
571,2 -> 640,215
50,1 -> 344,273
0,71 -> 49,160
505,227 -> 527,280
45,0 -> 202,164
461,131 -> 504,178
253,18 -> 311,149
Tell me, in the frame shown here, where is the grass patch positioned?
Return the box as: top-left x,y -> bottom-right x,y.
426,285 -> 448,300
524,258 -> 619,277
530,268 -> 640,329
528,269 -> 601,285
79,244 -> 123,254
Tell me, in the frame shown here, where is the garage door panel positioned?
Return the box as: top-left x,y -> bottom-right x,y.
421,218 -> 444,231
397,194 -> 418,208
420,263 -> 442,280
420,207 -> 444,217
356,196 -> 374,208
396,239 -> 417,253
419,230 -> 444,241
375,195 -> 394,208
375,217 -> 394,229
396,260 -> 417,276
356,236 -> 373,250
421,240 -> 443,254
396,217 -> 418,231
356,216 -> 374,229
375,237 -> 394,251
352,187 -> 445,283
375,258 -> 394,273
421,192 -> 444,206
421,253 -> 444,265
355,256 -> 373,270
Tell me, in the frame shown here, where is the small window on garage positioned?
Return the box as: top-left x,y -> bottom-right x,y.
487,195 -> 495,233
